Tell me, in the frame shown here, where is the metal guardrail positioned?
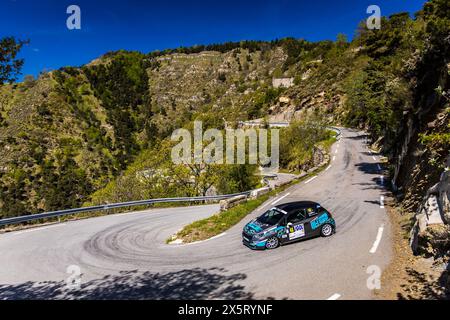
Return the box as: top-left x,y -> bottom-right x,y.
0,191 -> 252,227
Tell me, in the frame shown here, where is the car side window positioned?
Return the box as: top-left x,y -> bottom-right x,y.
305,207 -> 317,218
316,206 -> 328,215
287,209 -> 307,224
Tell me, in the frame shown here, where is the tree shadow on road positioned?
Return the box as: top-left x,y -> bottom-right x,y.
364,200 -> 382,206
360,151 -> 380,157
0,267 -> 269,300
353,177 -> 385,190
397,266 -> 450,300
343,134 -> 369,141
354,162 -> 382,175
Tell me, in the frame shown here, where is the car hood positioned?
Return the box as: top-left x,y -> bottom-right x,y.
244,219 -> 272,235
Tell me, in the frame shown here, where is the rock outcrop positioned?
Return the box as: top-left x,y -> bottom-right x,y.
410,155 -> 450,254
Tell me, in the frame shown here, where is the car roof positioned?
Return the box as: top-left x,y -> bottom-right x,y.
275,201 -> 320,213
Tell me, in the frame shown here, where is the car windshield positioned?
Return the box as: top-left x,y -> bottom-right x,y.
256,208 -> 285,226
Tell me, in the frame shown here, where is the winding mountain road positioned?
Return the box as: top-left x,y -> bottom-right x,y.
0,128 -> 392,300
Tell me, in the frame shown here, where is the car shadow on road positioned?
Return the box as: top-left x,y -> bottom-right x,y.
0,267 -> 273,300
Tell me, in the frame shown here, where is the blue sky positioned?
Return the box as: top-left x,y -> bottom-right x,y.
1,0 -> 426,81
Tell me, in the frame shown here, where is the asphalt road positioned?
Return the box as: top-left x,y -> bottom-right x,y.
0,128 -> 392,300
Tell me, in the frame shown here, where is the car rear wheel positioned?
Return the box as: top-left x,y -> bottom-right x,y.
320,223 -> 333,237
265,236 -> 279,249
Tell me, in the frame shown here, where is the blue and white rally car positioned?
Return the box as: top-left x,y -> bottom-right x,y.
242,201 -> 336,250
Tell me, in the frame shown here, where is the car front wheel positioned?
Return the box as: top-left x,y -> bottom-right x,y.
320,223 -> 334,237
265,236 -> 279,249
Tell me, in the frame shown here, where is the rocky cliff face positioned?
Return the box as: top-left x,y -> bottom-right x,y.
410,155 -> 450,253
388,55 -> 449,260
392,62 -> 449,212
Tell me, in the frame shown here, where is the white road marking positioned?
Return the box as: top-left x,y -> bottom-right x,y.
327,293 -> 341,300
332,156 -> 336,161
377,164 -> 382,171
172,232 -> 227,247
380,196 -> 385,208
258,198 -> 276,211
271,193 -> 290,205
370,225 -> 385,254
304,176 -> 317,184
380,175 -> 384,186
335,149 -> 338,154
12,223 -> 67,235
210,232 -> 227,240
372,156 -> 377,161
325,165 -> 331,172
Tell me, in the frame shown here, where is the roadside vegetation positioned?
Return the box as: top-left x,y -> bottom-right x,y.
84,127 -> 264,206
168,179 -> 295,244
170,192 -> 273,244
279,123 -> 336,173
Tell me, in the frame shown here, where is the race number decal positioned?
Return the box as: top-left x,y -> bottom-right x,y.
288,224 -> 305,240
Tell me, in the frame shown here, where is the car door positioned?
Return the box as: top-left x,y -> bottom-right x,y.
285,209 -> 308,242
304,206 -> 328,236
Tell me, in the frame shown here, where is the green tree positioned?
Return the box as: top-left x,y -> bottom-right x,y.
336,33 -> 348,48
279,121 -> 329,172
0,37 -> 28,84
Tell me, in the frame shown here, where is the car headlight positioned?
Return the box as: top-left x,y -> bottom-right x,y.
253,232 -> 266,240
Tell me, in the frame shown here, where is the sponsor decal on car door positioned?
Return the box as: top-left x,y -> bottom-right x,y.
288,223 -> 305,240
310,213 -> 329,230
